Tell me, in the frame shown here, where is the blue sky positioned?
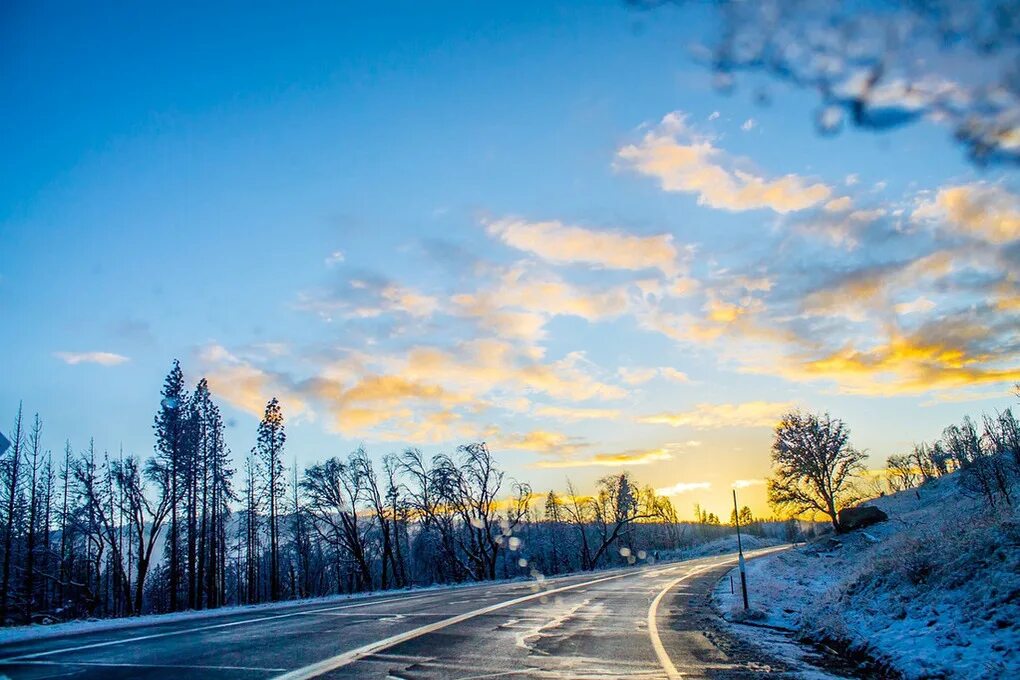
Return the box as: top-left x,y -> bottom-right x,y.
2,1 -> 1018,518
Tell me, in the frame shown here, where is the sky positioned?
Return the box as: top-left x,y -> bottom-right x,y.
2,1 -> 1018,520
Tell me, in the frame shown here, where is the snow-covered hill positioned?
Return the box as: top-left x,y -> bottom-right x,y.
715,473 -> 1020,678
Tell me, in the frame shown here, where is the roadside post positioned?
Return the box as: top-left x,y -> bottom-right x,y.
733,489 -> 749,610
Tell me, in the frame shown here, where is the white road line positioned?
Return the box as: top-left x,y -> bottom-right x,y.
646,564 -> 715,680
0,592 -> 438,662
647,547 -> 791,679
0,659 -> 288,671
271,569 -> 649,680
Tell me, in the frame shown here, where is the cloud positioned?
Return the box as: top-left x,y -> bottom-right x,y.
199,344 -> 309,419
824,196 -> 853,212
800,250 -> 953,320
297,277 -> 438,322
655,481 -> 711,496
202,332 -> 628,442
741,118 -> 756,131
533,405 -> 621,421
640,401 -> 794,429
398,341 -> 626,403
618,366 -> 692,385
325,250 -> 345,266
485,218 -> 683,277
535,447 -> 673,469
452,264 -> 633,342
894,297 -> 936,315
490,429 -> 588,456
54,351 -> 129,366
616,112 -> 831,213
731,479 -> 765,489
783,326 -> 1020,395
915,183 -> 1020,244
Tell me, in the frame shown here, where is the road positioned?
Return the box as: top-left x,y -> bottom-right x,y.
0,547 -> 799,679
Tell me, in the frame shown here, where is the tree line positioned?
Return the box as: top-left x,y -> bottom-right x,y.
0,360 -> 788,626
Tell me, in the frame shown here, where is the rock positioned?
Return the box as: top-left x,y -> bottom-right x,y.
838,505 -> 888,531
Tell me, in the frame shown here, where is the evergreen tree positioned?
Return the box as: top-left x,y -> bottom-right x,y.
153,360 -> 189,611
254,398 -> 286,602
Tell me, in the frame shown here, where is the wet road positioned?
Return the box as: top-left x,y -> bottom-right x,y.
0,547 -> 793,679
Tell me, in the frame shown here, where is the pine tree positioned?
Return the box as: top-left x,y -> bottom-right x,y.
254,398 -> 286,601
154,361 -> 189,611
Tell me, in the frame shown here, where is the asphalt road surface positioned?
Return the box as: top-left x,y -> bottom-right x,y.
0,546 -> 804,679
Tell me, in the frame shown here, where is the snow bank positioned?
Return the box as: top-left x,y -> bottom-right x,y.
656,533 -> 783,562
715,474 -> 1020,679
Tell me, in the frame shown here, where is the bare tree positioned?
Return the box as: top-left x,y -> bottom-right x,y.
561,480 -> 593,570
886,453 -> 920,492
587,473 -> 657,568
1,404 -> 24,622
350,449 -> 397,589
120,455 -> 173,613
767,411 -> 866,532
302,455 -> 373,591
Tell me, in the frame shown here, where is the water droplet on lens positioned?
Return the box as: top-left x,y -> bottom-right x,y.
712,71 -> 735,94
815,105 -> 844,136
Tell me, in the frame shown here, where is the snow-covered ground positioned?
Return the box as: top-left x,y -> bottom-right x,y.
714,474 -> 1020,679
656,532 -> 784,561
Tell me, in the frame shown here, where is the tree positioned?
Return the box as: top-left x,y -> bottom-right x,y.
153,361 -> 189,612
437,443 -> 531,582
767,411 -> 866,532
302,455 -> 372,591
1,404 -> 24,623
350,449 -> 397,590
254,398 -> 286,602
886,453 -> 920,492
242,453 -> 261,604
587,473 -> 658,568
23,414 -> 44,621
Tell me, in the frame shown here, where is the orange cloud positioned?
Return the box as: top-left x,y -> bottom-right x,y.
617,112 -> 831,213
199,344 -> 310,420
534,447 -> 673,469
640,401 -> 794,429
486,217 -> 682,276
915,183 -> 1020,244
533,405 -> 621,421
788,330 -> 1020,395
489,429 -> 588,456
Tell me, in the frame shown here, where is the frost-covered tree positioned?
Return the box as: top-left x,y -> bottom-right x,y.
767,411 -> 866,531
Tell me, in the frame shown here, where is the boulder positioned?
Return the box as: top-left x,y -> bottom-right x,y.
838,505 -> 888,531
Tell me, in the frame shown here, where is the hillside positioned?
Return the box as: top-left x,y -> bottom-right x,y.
715,473 -> 1020,678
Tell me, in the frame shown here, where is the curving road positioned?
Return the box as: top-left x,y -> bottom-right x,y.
0,547 -> 796,679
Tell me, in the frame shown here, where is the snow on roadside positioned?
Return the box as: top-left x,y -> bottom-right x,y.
713,474 -> 1020,679
657,533 -> 783,562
